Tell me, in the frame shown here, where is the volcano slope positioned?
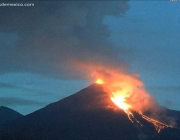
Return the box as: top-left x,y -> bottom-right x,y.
0,84 -> 180,140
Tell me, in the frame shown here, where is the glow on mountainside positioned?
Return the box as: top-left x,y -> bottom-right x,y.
95,72 -> 173,132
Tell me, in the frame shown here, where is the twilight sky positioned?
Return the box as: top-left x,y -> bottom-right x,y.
0,0 -> 180,115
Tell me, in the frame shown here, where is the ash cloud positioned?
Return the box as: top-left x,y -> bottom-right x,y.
0,1 -> 129,79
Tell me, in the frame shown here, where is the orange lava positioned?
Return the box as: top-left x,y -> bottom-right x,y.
94,69 -> 172,132
92,69 -> 155,113
139,111 -> 172,133
95,78 -> 105,84
111,95 -> 131,111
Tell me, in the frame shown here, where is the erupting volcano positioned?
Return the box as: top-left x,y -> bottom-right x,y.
0,82 -> 180,140
94,70 -> 174,133
0,63 -> 179,140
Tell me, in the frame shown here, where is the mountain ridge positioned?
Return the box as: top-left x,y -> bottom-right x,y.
0,84 -> 180,140
0,106 -> 23,124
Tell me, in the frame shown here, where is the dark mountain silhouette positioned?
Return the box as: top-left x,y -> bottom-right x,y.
0,106 -> 23,124
0,84 -> 180,140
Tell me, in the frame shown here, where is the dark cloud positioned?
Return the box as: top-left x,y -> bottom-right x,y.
0,1 -> 129,79
0,82 -> 17,88
0,97 -> 45,106
0,81 -> 50,95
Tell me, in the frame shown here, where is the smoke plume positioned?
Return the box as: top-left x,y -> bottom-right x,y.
0,1 -> 129,79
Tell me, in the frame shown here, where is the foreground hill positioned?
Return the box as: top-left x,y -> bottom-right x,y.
0,84 -> 180,140
0,106 -> 23,124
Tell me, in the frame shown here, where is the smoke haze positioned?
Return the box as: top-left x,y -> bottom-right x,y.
0,1 -> 129,79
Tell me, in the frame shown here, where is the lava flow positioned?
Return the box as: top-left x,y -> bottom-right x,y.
139,111 -> 172,133
94,70 -> 173,133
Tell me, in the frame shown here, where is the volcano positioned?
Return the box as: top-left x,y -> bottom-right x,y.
0,84 -> 180,140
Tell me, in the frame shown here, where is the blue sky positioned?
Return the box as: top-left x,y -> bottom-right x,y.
0,1 -> 180,114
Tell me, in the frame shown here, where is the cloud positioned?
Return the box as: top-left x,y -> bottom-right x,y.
0,81 -> 54,96
0,82 -> 17,88
0,97 -> 45,107
0,1 -> 129,79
